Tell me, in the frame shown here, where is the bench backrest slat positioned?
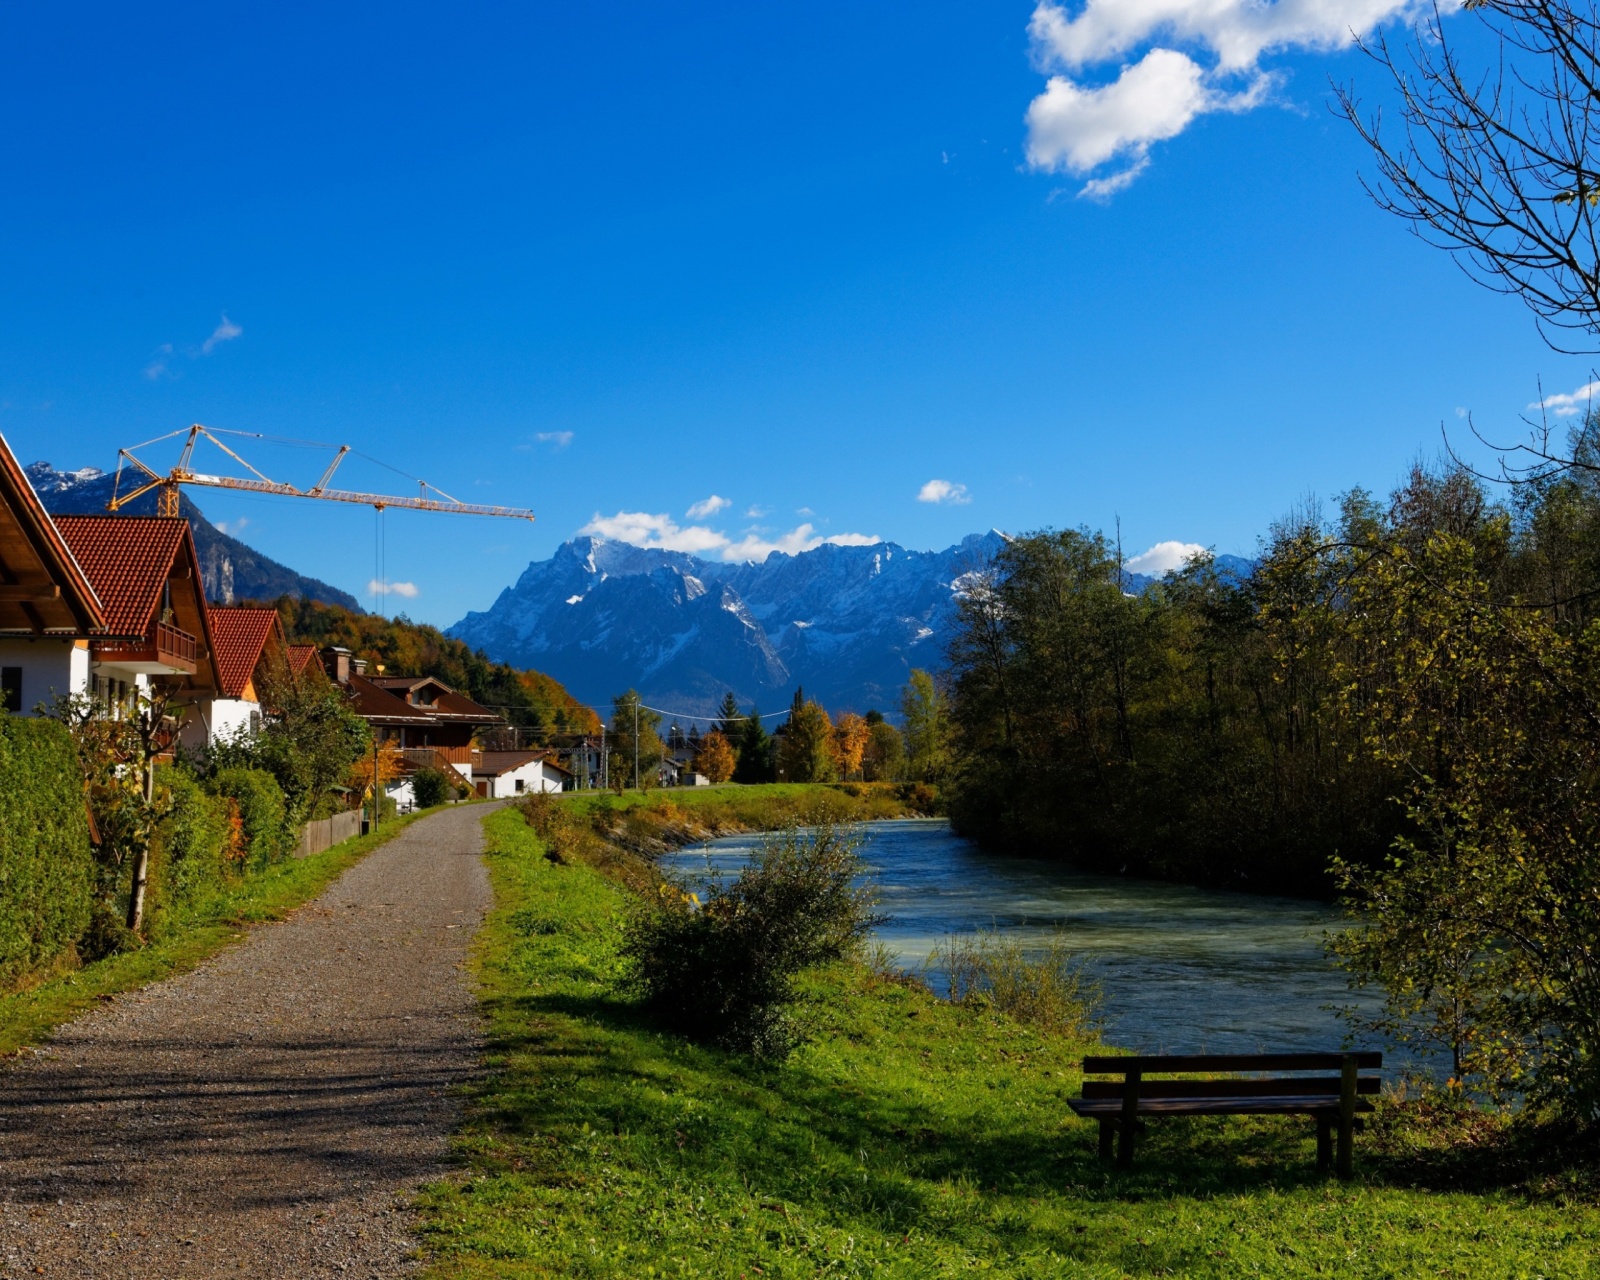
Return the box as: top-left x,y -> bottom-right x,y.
1081,1076 -> 1380,1100
1081,1052 -> 1381,1074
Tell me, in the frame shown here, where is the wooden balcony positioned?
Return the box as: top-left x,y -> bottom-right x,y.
95,620 -> 200,675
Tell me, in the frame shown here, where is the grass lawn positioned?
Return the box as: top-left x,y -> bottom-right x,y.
0,802 -> 455,1057
418,807 -> 1600,1278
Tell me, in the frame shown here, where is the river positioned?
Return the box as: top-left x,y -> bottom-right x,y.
660,817 -> 1393,1060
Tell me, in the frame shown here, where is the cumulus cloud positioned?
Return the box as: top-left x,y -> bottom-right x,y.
917,478 -> 972,505
1531,379 -> 1600,418
1024,0 -> 1438,196
1125,540 -> 1207,576
213,517 -> 249,536
722,525 -> 880,563
579,509 -> 878,563
367,579 -> 419,598
687,494 -> 731,520
202,313 -> 243,354
579,511 -> 731,556
536,431 -> 574,449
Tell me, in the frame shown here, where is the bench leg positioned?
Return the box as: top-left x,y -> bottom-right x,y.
1116,1117 -> 1136,1168
1316,1115 -> 1332,1172
1098,1119 -> 1114,1160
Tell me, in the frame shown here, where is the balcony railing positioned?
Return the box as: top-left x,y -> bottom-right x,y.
95,620 -> 200,675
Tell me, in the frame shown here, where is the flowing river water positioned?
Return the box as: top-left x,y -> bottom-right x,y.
660,817 -> 1393,1061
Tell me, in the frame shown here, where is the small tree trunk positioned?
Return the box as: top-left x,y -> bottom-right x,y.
126,757 -> 156,931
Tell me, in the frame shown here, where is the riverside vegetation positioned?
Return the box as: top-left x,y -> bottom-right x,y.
417,801 -> 1600,1278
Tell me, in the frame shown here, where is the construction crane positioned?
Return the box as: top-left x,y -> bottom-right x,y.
106,424 -> 536,522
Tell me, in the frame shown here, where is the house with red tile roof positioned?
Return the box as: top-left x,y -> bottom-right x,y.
53,513 -> 220,728
0,432 -> 106,712
317,647 -> 504,806
178,605 -> 290,751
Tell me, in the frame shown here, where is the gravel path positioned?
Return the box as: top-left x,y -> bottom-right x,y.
0,802 -> 496,1279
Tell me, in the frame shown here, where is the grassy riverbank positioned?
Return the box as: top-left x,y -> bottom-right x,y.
0,804 -> 450,1057
419,806 -> 1600,1278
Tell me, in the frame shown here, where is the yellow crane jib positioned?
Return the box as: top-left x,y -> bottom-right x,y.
105,425 -> 536,522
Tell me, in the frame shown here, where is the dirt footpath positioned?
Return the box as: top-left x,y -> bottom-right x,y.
0,802 -> 495,1279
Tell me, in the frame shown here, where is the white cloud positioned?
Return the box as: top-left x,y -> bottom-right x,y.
213,517 -> 249,536
579,509 -> 877,563
367,579 -> 419,598
687,494 -> 731,520
536,431 -> 574,449
1125,540 -> 1207,576
202,313 -> 243,354
722,524 -> 880,564
917,478 -> 972,505
579,511 -> 731,556
1531,380 -> 1600,418
1024,0 -> 1438,195
744,504 -> 770,518
143,343 -> 174,381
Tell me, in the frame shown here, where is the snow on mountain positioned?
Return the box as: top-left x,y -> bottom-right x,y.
449,531 -> 1009,715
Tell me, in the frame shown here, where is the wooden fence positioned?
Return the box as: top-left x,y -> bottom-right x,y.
293,808 -> 363,860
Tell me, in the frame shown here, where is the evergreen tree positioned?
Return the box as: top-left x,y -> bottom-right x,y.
735,707 -> 774,783
716,691 -> 742,739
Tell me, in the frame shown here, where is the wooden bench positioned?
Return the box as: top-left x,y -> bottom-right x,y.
1069,1052 -> 1383,1177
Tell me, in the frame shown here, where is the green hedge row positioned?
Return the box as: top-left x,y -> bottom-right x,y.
0,716 -> 95,989
0,718 -> 300,987
142,765 -> 293,938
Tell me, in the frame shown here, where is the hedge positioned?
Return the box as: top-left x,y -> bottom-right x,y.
0,715 -> 94,988
209,767 -> 291,868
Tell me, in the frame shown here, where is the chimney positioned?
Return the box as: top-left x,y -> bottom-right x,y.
351,657 -> 369,677
323,646 -> 352,684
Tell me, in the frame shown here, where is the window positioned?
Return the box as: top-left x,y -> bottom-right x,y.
0,667 -> 21,712
514,778 -> 525,793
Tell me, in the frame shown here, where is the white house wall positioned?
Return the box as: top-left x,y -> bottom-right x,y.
177,697 -> 260,752
484,760 -> 565,798
0,637 -> 89,714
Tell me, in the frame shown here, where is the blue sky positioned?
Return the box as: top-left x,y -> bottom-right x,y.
0,2 -> 1584,626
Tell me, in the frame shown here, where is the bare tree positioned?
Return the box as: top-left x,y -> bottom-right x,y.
1339,2 -> 1600,353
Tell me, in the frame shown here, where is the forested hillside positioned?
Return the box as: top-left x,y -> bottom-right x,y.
269,597 -> 600,736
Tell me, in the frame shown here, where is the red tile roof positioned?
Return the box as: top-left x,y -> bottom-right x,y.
287,644 -> 320,677
208,607 -> 283,699
53,516 -> 191,638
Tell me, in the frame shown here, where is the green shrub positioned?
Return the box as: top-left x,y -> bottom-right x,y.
0,715 -> 94,988
151,767 -> 231,919
208,767 -> 290,867
621,823 -> 881,1059
931,928 -> 1102,1040
411,767 -> 453,809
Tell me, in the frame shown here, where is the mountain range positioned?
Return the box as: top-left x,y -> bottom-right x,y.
27,462 -> 362,611
447,534 -> 1252,718
447,532 -> 1011,716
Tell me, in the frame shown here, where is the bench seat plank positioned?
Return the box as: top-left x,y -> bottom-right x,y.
1081,1076 -> 1379,1100
1069,1095 -> 1377,1117
1082,1052 -> 1382,1074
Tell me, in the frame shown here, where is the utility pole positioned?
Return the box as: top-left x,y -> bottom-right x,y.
371,730 -> 380,830
633,700 -> 640,790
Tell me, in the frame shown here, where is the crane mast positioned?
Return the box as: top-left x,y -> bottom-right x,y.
107,424 -> 536,522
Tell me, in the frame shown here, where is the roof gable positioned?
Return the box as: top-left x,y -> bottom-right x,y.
0,432 -> 105,634
208,607 -> 285,699
53,516 -> 190,638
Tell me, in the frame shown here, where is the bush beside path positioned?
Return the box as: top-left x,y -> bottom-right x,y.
0,802 -> 495,1279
